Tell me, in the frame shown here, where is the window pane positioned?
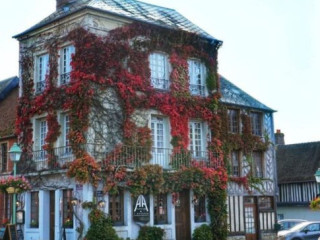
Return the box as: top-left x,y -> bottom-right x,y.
194,196 -> 206,222
63,189 -> 73,228
0,143 -> 8,172
154,194 -> 168,224
109,191 -> 124,226
228,109 -> 239,133
188,59 -> 205,96
189,122 -> 203,158
258,197 -> 273,210
149,53 -> 169,90
250,112 -> 262,136
30,192 -> 39,228
231,151 -> 240,176
253,151 -> 263,178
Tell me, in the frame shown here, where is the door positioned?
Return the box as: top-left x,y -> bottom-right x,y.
175,190 -> 191,240
244,197 -> 258,240
50,191 -> 55,240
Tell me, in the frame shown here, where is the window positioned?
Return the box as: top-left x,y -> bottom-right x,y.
228,109 -> 239,133
252,151 -> 263,178
0,143 -> 8,172
304,223 -> 320,232
154,194 -> 168,224
149,52 -> 169,90
36,54 -> 49,93
64,115 -> 71,154
151,116 -> 168,167
62,189 -> 73,228
60,45 -> 75,85
189,121 -> 205,158
250,112 -> 262,136
109,191 -> 124,226
30,192 -> 39,228
230,151 -> 240,177
258,197 -> 273,210
194,196 -> 206,222
188,59 -> 206,96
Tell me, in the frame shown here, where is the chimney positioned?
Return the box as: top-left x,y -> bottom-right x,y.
275,129 -> 285,145
56,0 -> 76,10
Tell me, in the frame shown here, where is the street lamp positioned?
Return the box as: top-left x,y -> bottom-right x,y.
8,143 -> 22,224
314,168 -> 320,198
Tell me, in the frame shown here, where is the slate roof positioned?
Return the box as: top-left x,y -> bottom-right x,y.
219,76 -> 274,112
0,76 -> 19,102
277,142 -> 320,184
14,0 -> 219,42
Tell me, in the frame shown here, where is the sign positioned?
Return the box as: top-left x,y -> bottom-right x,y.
3,224 -> 17,240
133,195 -> 150,223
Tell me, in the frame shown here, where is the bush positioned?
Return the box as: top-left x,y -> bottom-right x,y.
85,209 -> 120,240
137,226 -> 164,240
192,224 -> 213,240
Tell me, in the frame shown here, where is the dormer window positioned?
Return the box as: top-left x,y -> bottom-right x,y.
250,112 -> 262,136
188,59 -> 206,96
60,45 -> 75,85
36,54 -> 49,93
149,52 -> 169,90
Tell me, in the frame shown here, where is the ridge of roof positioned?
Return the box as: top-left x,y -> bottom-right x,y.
0,76 -> 19,101
13,0 -> 219,42
219,75 -> 275,112
277,141 -> 320,148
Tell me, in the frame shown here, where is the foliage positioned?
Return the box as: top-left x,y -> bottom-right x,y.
137,226 -> 164,240
85,209 -> 121,240
310,197 -> 320,210
0,176 -> 31,193
192,224 -> 213,240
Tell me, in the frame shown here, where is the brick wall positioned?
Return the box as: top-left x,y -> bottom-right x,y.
0,87 -> 18,139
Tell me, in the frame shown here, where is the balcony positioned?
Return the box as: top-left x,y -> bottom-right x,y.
35,80 -> 46,93
189,84 -> 206,96
151,78 -> 170,90
60,72 -> 71,85
18,145 -> 222,173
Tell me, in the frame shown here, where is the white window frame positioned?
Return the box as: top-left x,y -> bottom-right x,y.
188,59 -> 207,96
189,121 -> 207,159
35,53 -> 49,93
151,115 -> 169,168
60,45 -> 75,85
33,118 -> 48,161
149,52 -> 170,90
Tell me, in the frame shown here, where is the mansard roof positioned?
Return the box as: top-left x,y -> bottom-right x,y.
277,141 -> 320,184
0,76 -> 19,102
14,0 -> 219,42
219,76 -> 274,112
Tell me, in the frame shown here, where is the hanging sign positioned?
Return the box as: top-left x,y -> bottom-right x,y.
133,195 -> 150,223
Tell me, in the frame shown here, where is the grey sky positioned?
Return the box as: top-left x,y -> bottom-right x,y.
1,0 -> 319,144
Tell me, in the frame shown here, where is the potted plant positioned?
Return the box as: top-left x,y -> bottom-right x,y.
0,176 -> 31,194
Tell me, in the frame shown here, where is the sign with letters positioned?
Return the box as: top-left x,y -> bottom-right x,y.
133,195 -> 150,223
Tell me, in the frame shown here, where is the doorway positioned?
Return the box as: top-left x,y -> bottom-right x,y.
244,197 -> 258,240
175,190 -> 191,240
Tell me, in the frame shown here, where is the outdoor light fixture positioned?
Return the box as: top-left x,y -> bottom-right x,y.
8,142 -> 22,224
71,197 -> 79,206
98,200 -> 106,208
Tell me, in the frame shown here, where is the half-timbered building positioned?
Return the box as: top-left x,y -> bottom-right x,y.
276,137 -> 320,221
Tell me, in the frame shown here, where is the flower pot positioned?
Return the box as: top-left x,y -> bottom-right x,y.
6,187 -> 15,194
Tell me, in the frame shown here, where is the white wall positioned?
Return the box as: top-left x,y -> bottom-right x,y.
277,206 -> 320,221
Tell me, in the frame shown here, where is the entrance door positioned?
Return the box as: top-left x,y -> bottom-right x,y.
244,197 -> 258,240
50,191 -> 55,240
175,190 -> 191,240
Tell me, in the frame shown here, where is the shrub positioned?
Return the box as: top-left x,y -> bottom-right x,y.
85,209 -> 120,240
192,224 -> 213,240
137,226 -> 164,240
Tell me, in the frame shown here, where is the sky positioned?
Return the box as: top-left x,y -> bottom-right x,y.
1,0 -> 319,144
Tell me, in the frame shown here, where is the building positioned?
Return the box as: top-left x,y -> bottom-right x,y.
0,76 -> 19,226
10,0 -> 277,239
276,131 -> 320,221
220,77 -> 277,240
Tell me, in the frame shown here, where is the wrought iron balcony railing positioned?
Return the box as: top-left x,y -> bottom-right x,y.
18,145 -> 222,173
151,78 -> 170,90
60,72 -> 71,85
189,84 -> 206,96
35,81 -> 46,93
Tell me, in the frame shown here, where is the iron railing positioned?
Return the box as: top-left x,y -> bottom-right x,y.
35,81 -> 46,93
151,78 -> 170,90
189,84 -> 206,96
19,145 -> 222,173
60,72 -> 71,85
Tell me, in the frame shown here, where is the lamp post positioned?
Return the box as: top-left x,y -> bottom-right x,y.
8,143 -> 22,224
314,168 -> 320,198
